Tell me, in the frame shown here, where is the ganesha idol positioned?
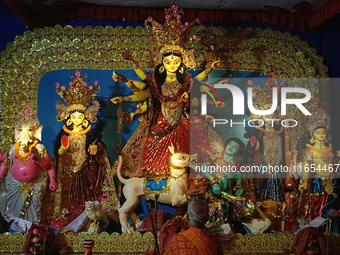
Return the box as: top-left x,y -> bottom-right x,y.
0,107 -> 57,226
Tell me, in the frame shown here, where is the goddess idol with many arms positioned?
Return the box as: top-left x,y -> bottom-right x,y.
111,5 -> 224,181
53,72 -> 117,228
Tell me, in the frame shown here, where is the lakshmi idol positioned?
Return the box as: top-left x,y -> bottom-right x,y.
53,71 -> 117,227
0,106 -> 57,225
298,110 -> 339,221
111,5 -> 223,181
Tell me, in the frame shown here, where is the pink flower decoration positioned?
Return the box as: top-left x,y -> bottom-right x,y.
177,15 -> 181,20
158,24 -> 162,28
185,22 -> 188,26
165,14 -> 170,20
55,82 -> 60,88
75,71 -> 81,77
195,18 -> 200,23
247,80 -> 253,86
171,5 -> 178,11
69,81 -> 74,86
83,82 -> 87,87
269,71 -> 275,76
192,35 -> 197,40
94,81 -> 98,86
148,36 -> 153,41
147,16 -> 152,22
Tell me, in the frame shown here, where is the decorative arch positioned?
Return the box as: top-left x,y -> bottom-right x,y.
0,23 -> 334,255
0,25 -> 330,161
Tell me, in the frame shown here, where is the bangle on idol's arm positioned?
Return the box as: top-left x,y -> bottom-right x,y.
208,173 -> 219,185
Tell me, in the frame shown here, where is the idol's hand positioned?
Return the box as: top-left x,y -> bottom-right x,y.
122,51 -> 134,62
299,181 -> 308,191
112,71 -> 119,82
216,101 -> 225,108
181,92 -> 189,102
205,115 -> 214,123
29,147 -> 39,161
111,97 -> 123,104
112,71 -> 128,83
211,60 -> 221,69
49,179 -> 58,191
58,146 -> 66,156
212,183 -> 221,195
88,144 -> 98,155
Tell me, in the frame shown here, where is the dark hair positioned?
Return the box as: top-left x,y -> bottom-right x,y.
312,126 -> 326,134
187,198 -> 209,225
225,137 -> 245,157
309,125 -> 329,146
144,52 -> 188,125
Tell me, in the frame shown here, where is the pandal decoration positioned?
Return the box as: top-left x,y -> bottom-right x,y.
1,230 -> 340,254
0,19 -> 333,254
0,24 -> 330,159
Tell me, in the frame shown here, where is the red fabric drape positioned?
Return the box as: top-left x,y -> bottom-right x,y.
309,0 -> 340,29
4,0 -> 340,30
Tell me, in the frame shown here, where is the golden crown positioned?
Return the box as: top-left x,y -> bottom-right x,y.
248,72 -> 288,120
249,72 -> 283,110
15,106 -> 40,130
145,5 -> 201,68
308,110 -> 330,135
55,71 -> 100,122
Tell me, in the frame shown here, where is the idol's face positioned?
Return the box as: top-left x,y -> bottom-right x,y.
163,55 -> 182,73
70,111 -> 85,127
17,123 -> 35,146
225,141 -> 240,156
313,127 -> 327,142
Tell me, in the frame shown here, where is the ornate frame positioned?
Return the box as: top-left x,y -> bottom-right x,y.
0,25 -> 331,253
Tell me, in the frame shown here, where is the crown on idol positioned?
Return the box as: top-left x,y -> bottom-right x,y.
15,106 -> 40,130
55,71 -> 100,123
308,110 -> 331,136
247,72 -> 288,120
145,4 -> 201,68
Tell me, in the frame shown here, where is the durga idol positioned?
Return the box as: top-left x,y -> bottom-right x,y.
111,5 -> 224,183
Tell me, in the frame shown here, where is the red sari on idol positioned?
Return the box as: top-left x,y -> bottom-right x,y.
116,73 -> 224,180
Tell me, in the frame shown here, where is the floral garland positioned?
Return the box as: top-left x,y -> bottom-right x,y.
15,140 -> 39,161
151,73 -> 191,109
63,125 -> 91,135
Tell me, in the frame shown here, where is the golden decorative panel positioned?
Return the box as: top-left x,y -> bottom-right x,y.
0,25 -> 329,158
